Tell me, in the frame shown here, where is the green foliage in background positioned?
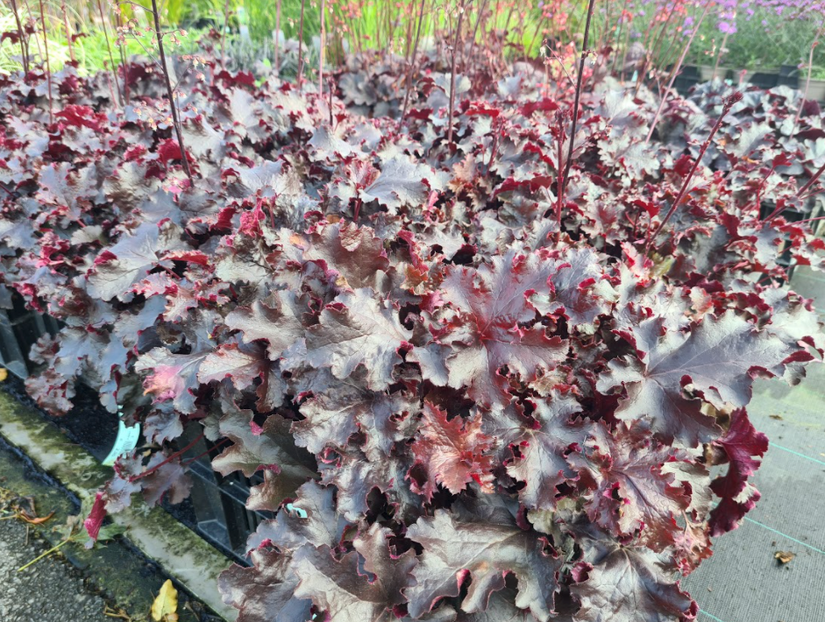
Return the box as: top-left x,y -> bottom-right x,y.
684,7 -> 825,73
172,0 -> 318,44
1,1 -> 205,75
4,0 -> 825,80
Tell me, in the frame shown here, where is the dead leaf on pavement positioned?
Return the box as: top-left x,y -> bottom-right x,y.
769,414 -> 783,420
104,604 -> 133,621
774,550 -> 795,564
18,510 -> 55,525
151,579 -> 179,622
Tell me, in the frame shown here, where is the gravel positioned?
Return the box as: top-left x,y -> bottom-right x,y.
0,516 -> 112,622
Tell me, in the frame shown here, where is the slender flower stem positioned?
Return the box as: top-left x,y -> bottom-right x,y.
470,0 -> 490,51
610,0 -> 631,77
556,111 -> 565,242
503,1 -> 515,37
220,0 -> 230,67
559,0 -> 596,200
97,0 -> 122,107
764,158 -> 825,222
182,438 -> 231,467
645,0 -> 678,74
328,77 -> 334,126
131,432 -> 205,482
403,4 -> 414,62
401,0 -> 428,121
150,0 -> 193,182
462,0 -> 485,78
37,0 -> 53,123
646,92 -> 742,251
793,26 -> 823,131
9,0 -> 29,74
525,12 -> 547,62
19,0 -> 42,62
645,0 -> 712,145
447,0 -> 467,147
619,12 -> 633,80
319,0 -> 326,97
60,1 -> 75,64
712,31 -> 730,81
274,0 -> 282,77
116,11 -> 130,104
18,537 -> 74,572
598,0 -> 613,53
297,0 -> 306,90
796,160 -> 825,199
750,163 -> 777,215
792,215 -> 825,227
633,55 -> 647,97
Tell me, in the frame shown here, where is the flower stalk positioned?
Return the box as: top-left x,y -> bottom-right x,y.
9,0 -> 29,74
37,0 -> 52,123
794,25 -> 824,131
274,0 -> 282,77
297,0 -> 306,89
645,0 -> 712,145
401,0 -> 428,120
559,0 -> 597,200
447,0 -> 467,147
60,1 -> 75,64
97,0 -> 123,107
646,92 -> 743,251
150,0 -> 194,182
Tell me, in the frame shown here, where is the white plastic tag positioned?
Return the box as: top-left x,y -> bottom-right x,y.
102,420 -> 141,467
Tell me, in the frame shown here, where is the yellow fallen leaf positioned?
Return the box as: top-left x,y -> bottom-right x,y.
151,579 -> 178,622
0,368 -> 7,382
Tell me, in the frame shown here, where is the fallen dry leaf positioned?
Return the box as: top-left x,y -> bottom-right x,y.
17,510 -> 55,525
769,414 -> 783,420
151,579 -> 178,622
774,550 -> 795,564
104,604 -> 133,621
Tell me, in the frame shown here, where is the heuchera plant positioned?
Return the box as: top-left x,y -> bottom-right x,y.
2,39 -> 825,622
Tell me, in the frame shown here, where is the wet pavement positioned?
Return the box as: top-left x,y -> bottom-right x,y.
0,427 -> 216,622
685,363 -> 825,622
0,508 -> 114,622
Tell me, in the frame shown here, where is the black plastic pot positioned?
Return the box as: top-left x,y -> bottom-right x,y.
0,294 -> 59,377
672,65 -> 701,96
0,292 -> 265,565
779,64 -> 799,88
749,71 -> 780,90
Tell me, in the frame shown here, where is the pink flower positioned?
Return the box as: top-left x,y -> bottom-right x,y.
84,492 -> 106,543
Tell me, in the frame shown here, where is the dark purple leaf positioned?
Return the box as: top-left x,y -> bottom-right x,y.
708,408 -> 768,536
218,549 -> 312,622
406,510 -> 562,621
598,312 -> 794,446
292,525 -> 417,622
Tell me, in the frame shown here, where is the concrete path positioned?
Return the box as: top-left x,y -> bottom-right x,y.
0,383 -> 235,622
0,427 -> 219,622
0,510 -> 112,622
685,363 -> 825,622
